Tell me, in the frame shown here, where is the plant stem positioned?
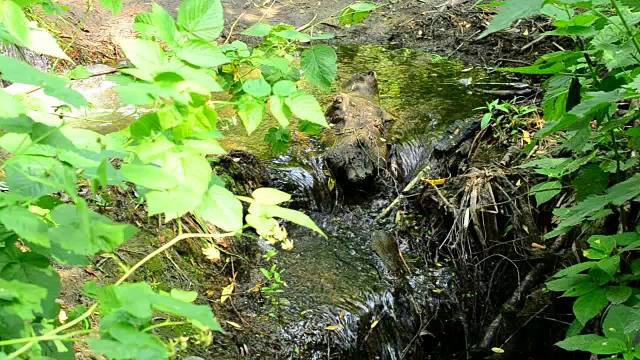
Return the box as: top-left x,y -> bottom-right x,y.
0,329 -> 94,347
8,232 -> 234,359
611,129 -> 622,183
611,0 -> 640,57
142,321 -> 187,332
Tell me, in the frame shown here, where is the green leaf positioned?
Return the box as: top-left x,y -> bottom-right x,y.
1,0 -> 30,45
338,2 -> 376,25
98,0 -> 122,15
243,76 -> 272,98
237,95 -> 265,135
242,22 -> 272,36
300,45 -> 337,91
269,95 -> 291,128
0,279 -> 46,320
177,39 -> 230,67
272,80 -> 297,97
556,334 -> 606,351
573,289 -> 608,324
272,30 -> 311,42
606,286 -> 633,305
48,203 -> 139,256
554,262 -> 596,278
115,38 -> 166,69
181,138 -> 226,155
546,274 -> 590,292
194,184 -> 243,232
170,289 -> 198,303
252,187 -> 291,205
587,338 -> 627,355
89,323 -> 167,359
588,235 -> 617,256
144,152 -> 211,220
120,164 -> 179,190
0,89 -> 26,118
0,206 -> 50,248
607,174 -> 640,206
67,65 -> 93,80
178,0 -> 224,41
0,245 -> 61,318
571,165 -> 609,201
0,55 -> 87,108
264,205 -> 326,237
285,91 -> 328,127
135,4 -> 180,48
478,0 -> 545,39
5,156 -> 70,197
603,305 -> 636,344
96,282 -> 222,331
530,180 -> 562,205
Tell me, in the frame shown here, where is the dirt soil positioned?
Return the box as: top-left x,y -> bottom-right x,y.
50,0 -> 558,69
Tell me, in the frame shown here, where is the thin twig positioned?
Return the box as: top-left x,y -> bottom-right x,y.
224,11 -> 247,45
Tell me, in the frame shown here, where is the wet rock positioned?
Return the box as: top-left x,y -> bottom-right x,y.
211,150 -> 270,197
370,230 -> 404,277
433,118 -> 480,153
324,72 -> 394,185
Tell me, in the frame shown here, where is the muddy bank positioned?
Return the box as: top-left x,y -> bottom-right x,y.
45,0 -> 559,69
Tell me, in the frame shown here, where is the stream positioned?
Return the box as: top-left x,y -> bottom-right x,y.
2,44 -> 512,359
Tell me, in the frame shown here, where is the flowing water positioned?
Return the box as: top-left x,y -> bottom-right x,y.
212,46 -> 508,359
3,43 -> 511,358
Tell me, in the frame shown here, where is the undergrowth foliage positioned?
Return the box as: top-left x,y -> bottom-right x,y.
0,0 -> 375,358
483,0 -> 640,357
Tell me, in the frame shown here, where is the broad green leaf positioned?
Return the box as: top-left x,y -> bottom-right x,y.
135,4 -> 180,48
67,65 -> 92,80
89,323 -> 167,359
546,195 -> 609,239
120,164 -> 179,190
194,184 -> 243,232
272,30 -> 311,42
573,289 -> 608,324
285,91 -> 328,127
0,55 -> 87,108
1,0 -> 30,45
252,187 -> 291,205
530,180 -> 562,205
606,286 -> 633,305
603,305 -> 636,343
242,22 -> 273,36
611,232 -> 640,246
5,156 -> 70,197
265,205 -> 326,237
177,39 -> 230,67
607,174 -> 640,206
339,2 -> 376,25
115,38 -> 166,69
269,95 -> 291,128
554,261 -> 596,278
301,45 -> 337,91
0,206 -> 50,247
0,245 -> 60,318
181,138 -> 226,155
546,274 -> 590,292
243,77 -> 272,98
556,334 -> 606,351
563,281 -> 599,297
98,0 -> 122,15
171,289 -> 198,303
96,282 -> 222,331
178,0 -> 224,41
588,235 -> 617,256
586,337 -> 626,355
272,80 -> 297,97
145,152 -> 211,220
237,95 -> 265,135
571,165 -> 608,201
0,89 -> 26,118
478,0 -> 545,39
48,203 -> 138,256
0,279 -> 46,320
